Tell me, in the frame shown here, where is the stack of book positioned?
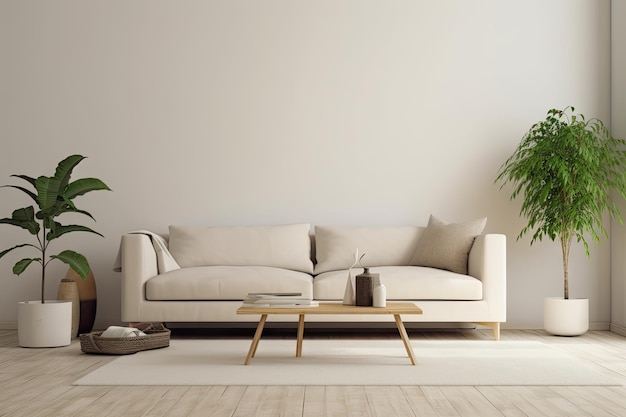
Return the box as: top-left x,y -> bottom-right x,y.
242,292 -> 319,308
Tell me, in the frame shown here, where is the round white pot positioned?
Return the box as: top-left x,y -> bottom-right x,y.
544,297 -> 589,336
18,300 -> 72,347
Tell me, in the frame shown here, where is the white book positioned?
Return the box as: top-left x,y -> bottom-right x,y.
243,293 -> 313,305
241,301 -> 320,308
246,292 -> 303,298
244,297 -> 313,304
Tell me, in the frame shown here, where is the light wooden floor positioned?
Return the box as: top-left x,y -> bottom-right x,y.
1,328 -> 625,417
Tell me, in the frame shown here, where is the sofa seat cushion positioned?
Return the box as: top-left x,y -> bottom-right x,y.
146,266 -> 313,301
313,266 -> 482,301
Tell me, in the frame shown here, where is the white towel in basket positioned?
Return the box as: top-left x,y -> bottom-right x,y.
100,326 -> 147,338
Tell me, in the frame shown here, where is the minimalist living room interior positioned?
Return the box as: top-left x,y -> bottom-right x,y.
2,1 -> 626,416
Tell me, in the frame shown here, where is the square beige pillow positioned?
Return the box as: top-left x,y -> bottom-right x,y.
410,215 -> 487,274
313,226 -> 422,274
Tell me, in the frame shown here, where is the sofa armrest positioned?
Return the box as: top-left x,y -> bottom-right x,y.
121,233 -> 159,322
468,234 -> 506,321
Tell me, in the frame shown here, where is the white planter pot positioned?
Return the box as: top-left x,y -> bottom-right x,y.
544,297 -> 589,336
18,300 -> 72,347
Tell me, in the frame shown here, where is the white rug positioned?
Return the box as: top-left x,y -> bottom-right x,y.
74,339 -> 619,386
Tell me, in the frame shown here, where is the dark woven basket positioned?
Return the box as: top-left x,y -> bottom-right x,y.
80,323 -> 170,355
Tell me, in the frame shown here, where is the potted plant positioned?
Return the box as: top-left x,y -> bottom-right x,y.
495,107 -> 626,336
0,155 -> 110,347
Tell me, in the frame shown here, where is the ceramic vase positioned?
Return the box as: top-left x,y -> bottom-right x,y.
343,249 -> 362,305
18,300 -> 72,347
544,297 -> 589,336
373,278 -> 386,308
57,278 -> 80,338
356,268 -> 376,306
342,270 -> 356,305
64,267 -> 98,335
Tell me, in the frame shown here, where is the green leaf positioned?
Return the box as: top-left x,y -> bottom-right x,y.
51,250 -> 89,278
46,223 -> 104,241
13,258 -> 40,275
64,178 -> 111,200
0,244 -> 38,260
0,207 -> 40,235
54,155 -> 85,191
35,175 -> 61,212
0,184 -> 37,203
10,174 -> 36,187
46,200 -> 96,221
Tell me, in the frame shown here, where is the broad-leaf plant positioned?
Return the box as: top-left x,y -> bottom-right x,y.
0,155 -> 111,303
496,107 -> 626,299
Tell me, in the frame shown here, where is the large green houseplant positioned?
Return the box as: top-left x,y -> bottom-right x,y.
0,154 -> 110,346
496,107 -> 626,335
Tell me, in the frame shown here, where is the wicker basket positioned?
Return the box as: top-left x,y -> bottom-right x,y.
80,323 -> 170,354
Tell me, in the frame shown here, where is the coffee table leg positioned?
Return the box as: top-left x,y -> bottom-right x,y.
296,314 -> 305,357
245,314 -> 267,365
394,314 -> 417,365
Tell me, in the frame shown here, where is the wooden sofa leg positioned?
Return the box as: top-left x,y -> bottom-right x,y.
474,322 -> 500,340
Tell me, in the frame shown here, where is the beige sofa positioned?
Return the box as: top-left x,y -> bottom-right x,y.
119,217 -> 506,339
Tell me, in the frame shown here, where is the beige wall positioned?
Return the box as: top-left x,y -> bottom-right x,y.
611,0 -> 626,334
0,0 -> 613,328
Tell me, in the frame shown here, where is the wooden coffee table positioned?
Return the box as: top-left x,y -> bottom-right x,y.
236,302 -> 423,365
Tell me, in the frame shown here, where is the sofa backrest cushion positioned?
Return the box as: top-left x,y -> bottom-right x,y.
314,226 -> 423,274
168,224 -> 314,273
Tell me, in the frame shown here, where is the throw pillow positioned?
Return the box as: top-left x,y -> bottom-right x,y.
410,215 -> 487,274
314,226 -> 422,274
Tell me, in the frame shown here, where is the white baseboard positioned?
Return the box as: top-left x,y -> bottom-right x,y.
0,321 -> 615,332
0,321 -> 124,331
501,322 -> 610,331
610,322 -> 626,336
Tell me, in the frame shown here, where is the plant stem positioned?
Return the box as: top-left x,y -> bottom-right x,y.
41,262 -> 45,304
561,232 -> 571,300
40,223 -> 46,304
